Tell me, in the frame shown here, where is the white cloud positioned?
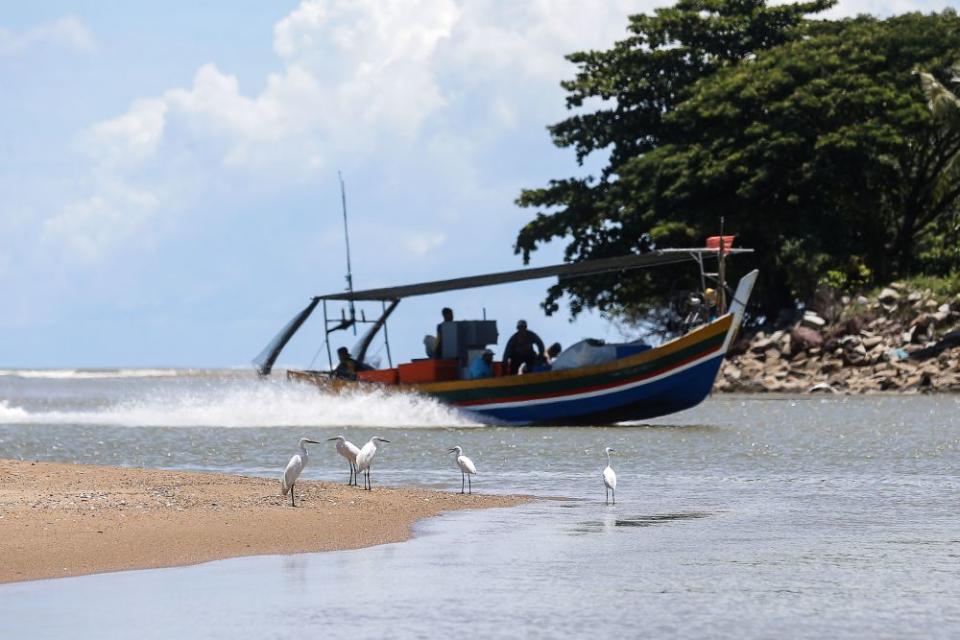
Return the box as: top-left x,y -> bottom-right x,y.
49,1 -> 647,262
783,0 -> 947,18
43,180 -> 159,262
0,16 -> 95,56
84,98 -> 167,168
403,231 -> 446,256
82,0 -> 642,172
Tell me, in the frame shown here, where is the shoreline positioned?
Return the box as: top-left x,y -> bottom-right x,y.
715,281 -> 960,395
0,459 -> 531,584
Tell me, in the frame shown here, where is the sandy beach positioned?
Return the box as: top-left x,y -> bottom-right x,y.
0,459 -> 529,584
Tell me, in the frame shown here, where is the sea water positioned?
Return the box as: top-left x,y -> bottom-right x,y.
1,369 -> 959,638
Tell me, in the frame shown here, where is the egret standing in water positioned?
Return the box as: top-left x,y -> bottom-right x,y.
281,438 -> 320,507
355,437 -> 390,490
602,447 -> 617,505
448,446 -> 477,494
327,435 -> 361,486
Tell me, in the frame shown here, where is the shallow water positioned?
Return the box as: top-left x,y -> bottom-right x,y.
2,370 -> 959,638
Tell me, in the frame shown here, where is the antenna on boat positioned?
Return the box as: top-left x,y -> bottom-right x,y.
339,170 -> 357,335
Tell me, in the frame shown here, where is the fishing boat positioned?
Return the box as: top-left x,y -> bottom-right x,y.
254,241 -> 757,425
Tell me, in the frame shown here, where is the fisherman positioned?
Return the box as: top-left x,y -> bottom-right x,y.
525,343 -> 561,374
434,307 -> 454,358
546,342 -> 562,363
503,319 -> 545,375
467,349 -> 495,379
704,288 -> 719,320
682,289 -> 716,329
333,346 -> 359,380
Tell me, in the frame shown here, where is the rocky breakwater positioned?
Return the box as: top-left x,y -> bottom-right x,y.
716,282 -> 960,394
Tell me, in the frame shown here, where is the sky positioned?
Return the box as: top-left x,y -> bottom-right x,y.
1,0 -> 955,369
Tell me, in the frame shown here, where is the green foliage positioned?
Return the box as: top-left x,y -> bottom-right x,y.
516,1 -> 960,324
894,273 -> 960,299
820,260 -> 872,291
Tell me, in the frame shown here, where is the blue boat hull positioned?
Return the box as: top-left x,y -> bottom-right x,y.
459,353 -> 725,425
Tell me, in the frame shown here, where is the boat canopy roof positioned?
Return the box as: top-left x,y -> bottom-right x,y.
315,248 -> 752,302
254,246 -> 752,377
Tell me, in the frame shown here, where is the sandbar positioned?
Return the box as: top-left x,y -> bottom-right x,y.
0,459 -> 530,584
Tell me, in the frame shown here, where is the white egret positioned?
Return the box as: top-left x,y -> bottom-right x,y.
448,446 -> 477,494
355,437 -> 390,490
327,435 -> 361,486
281,438 -> 320,507
602,447 -> 617,505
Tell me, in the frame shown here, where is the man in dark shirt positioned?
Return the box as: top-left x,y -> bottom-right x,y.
333,346 -> 359,380
433,307 -> 454,358
503,319 -> 545,375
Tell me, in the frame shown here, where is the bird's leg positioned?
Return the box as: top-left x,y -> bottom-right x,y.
347,462 -> 352,486
612,489 -> 615,505
468,474 -> 472,495
461,471 -> 465,494
291,485 -> 296,508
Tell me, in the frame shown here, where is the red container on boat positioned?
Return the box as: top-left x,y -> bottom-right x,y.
706,235 -> 736,253
398,359 -> 459,384
357,368 -> 399,385
493,362 -> 504,377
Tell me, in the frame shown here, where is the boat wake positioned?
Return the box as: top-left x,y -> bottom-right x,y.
0,378 -> 479,428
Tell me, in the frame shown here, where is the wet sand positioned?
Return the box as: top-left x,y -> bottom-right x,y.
0,459 -> 530,584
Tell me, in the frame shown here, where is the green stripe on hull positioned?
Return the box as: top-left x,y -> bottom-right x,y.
430,330 -> 726,405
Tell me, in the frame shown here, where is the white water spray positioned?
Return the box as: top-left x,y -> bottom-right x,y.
0,374 -> 479,428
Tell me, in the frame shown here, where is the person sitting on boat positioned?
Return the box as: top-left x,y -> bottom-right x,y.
467,349 -> 495,379
334,347 -> 359,380
503,319 -> 545,375
704,288 -> 719,320
546,342 -> 562,363
522,342 -> 562,374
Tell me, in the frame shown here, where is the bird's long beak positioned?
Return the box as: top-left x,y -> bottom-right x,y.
379,438 -> 391,443
326,437 -> 340,442
305,439 -> 320,444
448,448 -> 457,453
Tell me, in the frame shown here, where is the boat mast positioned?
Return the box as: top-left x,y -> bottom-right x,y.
718,217 -> 727,314
339,171 -> 357,334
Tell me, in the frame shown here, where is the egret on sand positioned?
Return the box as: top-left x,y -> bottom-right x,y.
448,446 -> 477,494
602,447 -> 617,505
327,435 -> 361,486
355,437 -> 390,490
281,438 -> 320,507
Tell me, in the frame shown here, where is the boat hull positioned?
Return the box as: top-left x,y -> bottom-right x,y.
457,352 -> 725,425
414,314 -> 732,425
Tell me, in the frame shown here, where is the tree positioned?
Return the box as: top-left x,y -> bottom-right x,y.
915,62 -> 960,273
516,0 -> 834,318
517,5 -> 960,324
